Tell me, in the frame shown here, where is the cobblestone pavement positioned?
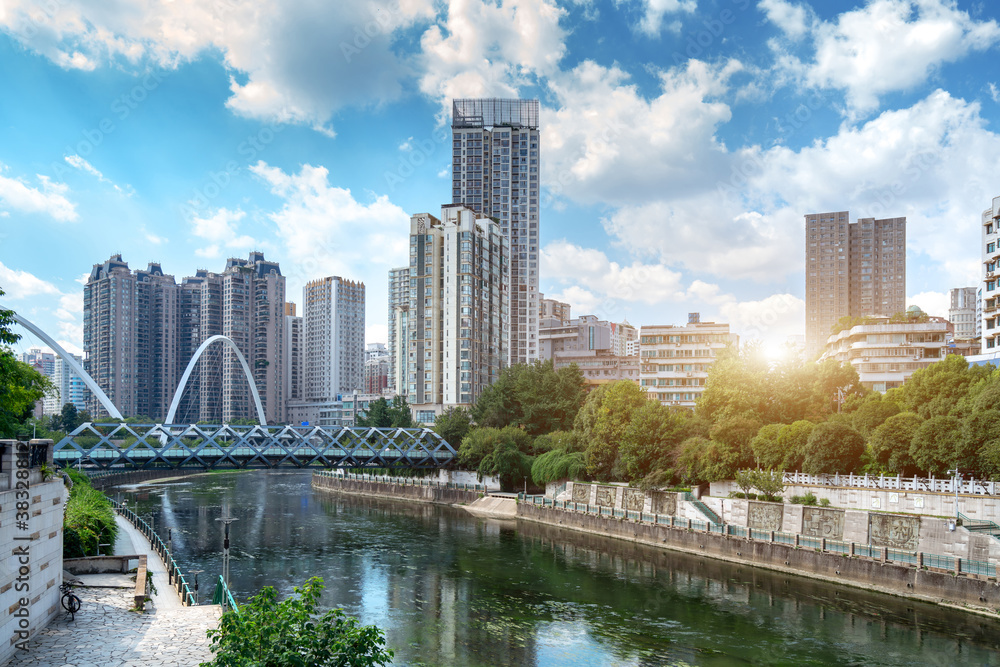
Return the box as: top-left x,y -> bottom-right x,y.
9,587 -> 221,667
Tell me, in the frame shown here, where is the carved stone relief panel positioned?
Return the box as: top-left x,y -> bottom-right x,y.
651,492 -> 677,516
595,486 -> 616,507
623,488 -> 645,511
801,507 -> 845,539
747,501 -> 783,531
868,513 -> 920,550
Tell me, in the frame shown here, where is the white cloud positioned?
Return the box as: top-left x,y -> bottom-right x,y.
418,0 -> 567,118
0,261 -> 61,299
766,0 -> 1000,115
189,207 -> 262,259
908,291 -> 949,319
65,154 -> 131,194
759,0 -> 812,40
545,58 -> 741,207
990,82 -> 1000,103
0,165 -> 77,221
619,0 -> 697,36
54,293 -> 82,322
250,160 -> 411,336
0,0 -> 436,132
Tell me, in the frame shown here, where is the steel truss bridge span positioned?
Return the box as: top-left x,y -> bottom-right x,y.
54,422 -> 456,470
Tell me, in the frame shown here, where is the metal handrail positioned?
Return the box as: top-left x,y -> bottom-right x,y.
113,500 -> 197,606
213,575 -> 239,613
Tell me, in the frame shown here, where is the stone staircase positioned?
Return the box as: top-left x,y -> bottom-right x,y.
685,493 -> 723,525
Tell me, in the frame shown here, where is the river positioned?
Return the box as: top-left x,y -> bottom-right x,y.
115,470 -> 1000,666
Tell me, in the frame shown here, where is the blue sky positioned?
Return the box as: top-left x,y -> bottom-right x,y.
2,0 -> 1000,356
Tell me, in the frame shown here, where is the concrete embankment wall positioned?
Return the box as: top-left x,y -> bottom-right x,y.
517,503 -> 1000,614
311,474 -> 482,506
86,469 -> 202,490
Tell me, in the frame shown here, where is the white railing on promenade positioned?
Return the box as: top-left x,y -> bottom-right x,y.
782,471 -> 996,495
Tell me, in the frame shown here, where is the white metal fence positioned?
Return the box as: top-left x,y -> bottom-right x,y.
782,471 -> 997,495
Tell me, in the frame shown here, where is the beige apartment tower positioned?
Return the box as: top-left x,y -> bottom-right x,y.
805,212 -> 906,357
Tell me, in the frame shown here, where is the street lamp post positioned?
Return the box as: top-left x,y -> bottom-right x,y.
215,515 -> 238,610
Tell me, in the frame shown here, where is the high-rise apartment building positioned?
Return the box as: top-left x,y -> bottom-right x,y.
303,276 -> 365,401
84,255 -> 181,420
53,354 -> 89,413
981,196 -> 1000,352
452,98 -> 539,366
949,287 -> 978,341
404,205 -> 508,420
387,266 -> 410,393
84,253 -> 286,423
639,316 -> 736,409
284,310 -> 303,405
805,212 -> 906,357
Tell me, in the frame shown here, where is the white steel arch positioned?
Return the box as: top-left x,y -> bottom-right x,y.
5,309 -> 124,420
165,335 -> 267,426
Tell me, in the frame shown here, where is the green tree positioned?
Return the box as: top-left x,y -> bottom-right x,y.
618,401 -> 688,482
749,423 -> 784,469
850,394 -> 901,439
775,420 -> 815,471
866,412 -> 923,475
674,436 -> 711,485
576,381 -> 649,481
909,415 -> 961,476
531,448 -> 587,486
958,409 -> 1000,476
801,421 -> 865,474
433,407 -> 473,449
457,426 -> 532,470
202,577 -> 392,667
752,468 -> 786,500
898,354 -> 990,419
59,402 -> 80,432
471,360 -> 586,435
479,439 -> 533,492
355,397 -> 414,428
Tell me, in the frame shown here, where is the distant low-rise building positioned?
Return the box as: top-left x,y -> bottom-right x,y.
820,308 -> 949,392
639,314 -> 736,408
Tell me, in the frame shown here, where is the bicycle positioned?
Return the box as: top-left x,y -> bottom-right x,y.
60,582 -> 81,621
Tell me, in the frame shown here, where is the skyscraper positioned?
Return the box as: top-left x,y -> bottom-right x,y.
302,276 -> 365,401
805,212 -> 906,357
452,98 -> 540,366
387,265 -> 409,393
404,205 -> 508,421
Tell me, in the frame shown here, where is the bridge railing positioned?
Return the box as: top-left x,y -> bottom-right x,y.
518,495 -> 999,580
113,500 -> 197,606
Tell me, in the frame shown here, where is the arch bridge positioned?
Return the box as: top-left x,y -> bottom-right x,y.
54,422 -> 456,469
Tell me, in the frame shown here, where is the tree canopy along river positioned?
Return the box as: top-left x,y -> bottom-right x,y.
115,470 -> 1000,666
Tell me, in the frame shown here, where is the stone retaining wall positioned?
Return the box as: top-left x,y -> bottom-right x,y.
311,474 -> 482,506
517,502 -> 1000,614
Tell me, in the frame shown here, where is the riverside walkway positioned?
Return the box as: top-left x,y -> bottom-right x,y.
10,517 -> 221,666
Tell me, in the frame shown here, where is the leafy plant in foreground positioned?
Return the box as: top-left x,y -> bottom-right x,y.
203,576 -> 392,667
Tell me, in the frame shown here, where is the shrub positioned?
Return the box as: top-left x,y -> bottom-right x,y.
790,493 -> 818,506
819,498 -> 831,507
64,476 -> 118,558
202,577 -> 392,667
